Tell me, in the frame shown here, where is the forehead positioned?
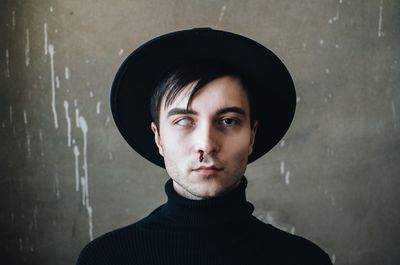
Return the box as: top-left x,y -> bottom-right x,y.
161,76 -> 250,114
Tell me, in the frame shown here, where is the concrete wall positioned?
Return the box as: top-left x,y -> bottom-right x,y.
1,0 -> 399,264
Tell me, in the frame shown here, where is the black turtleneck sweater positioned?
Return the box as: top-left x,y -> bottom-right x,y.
76,177 -> 332,265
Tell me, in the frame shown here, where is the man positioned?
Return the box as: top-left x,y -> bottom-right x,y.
76,28 -> 332,264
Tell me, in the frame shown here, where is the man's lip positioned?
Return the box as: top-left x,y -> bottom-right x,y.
193,166 -> 223,171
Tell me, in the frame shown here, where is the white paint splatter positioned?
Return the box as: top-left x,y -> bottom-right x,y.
280,161 -> 285,175
73,145 -> 80,191
296,96 -> 301,103
290,226 -> 295,234
89,91 -> 94,98
392,100 -> 397,128
378,0 -> 384,37
55,76 -> 60,88
48,44 -> 58,128
285,171 -> 290,184
325,68 -> 330,74
38,129 -> 43,146
39,130 -> 44,152
12,11 -> 15,30
218,5 -> 227,22
50,6 -> 53,12
54,28 -> 58,33
331,254 -> 336,264
23,109 -> 28,124
65,67 -> 70,79
9,105 -> 13,123
25,131 -> 31,159
75,108 -> 80,128
118,49 -> 124,56
280,140 -> 285,147
44,23 -> 48,55
332,0 -> 341,21
25,28 -> 30,67
105,116 -> 110,127
265,211 -> 295,233
78,116 -> 93,240
79,117 -> 89,190
320,39 -> 324,45
38,130 -> 45,167
64,101 -> 71,146
87,205 -> 94,241
74,99 -> 78,107
80,176 -> 85,205
96,101 -> 101,114
5,49 -> 10,78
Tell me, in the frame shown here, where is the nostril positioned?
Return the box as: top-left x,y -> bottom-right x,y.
199,150 -> 204,162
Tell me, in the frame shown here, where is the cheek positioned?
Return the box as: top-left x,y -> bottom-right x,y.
224,131 -> 252,153
224,146 -> 249,177
221,137 -> 251,168
160,130 -> 190,156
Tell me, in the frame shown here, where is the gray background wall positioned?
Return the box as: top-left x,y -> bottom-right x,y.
1,0 -> 399,264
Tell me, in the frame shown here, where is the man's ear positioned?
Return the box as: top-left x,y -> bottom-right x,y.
248,120 -> 258,155
151,122 -> 164,157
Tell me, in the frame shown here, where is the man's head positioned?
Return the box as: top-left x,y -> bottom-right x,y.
110,28 -> 296,173
150,63 -> 258,199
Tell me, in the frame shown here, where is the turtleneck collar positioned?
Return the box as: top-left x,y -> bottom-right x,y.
159,176 -> 254,228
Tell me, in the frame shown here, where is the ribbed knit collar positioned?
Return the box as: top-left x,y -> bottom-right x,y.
159,176 -> 254,229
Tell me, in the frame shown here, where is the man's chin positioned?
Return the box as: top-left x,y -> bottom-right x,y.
187,181 -> 233,199
172,173 -> 241,199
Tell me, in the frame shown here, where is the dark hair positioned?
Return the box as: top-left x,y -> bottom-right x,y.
150,61 -> 256,129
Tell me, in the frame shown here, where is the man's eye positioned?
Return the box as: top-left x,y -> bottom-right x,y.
220,118 -> 238,126
175,118 -> 193,126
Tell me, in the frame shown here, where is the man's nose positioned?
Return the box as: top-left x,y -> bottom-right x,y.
194,121 -> 220,156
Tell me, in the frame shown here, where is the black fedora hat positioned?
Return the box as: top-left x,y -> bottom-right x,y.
111,28 -> 296,168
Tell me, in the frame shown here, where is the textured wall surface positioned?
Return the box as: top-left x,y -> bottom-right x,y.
1,1 -> 399,264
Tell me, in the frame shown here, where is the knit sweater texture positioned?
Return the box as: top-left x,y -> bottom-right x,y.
76,177 -> 332,265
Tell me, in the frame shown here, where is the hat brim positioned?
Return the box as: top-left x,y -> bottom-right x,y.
111,28 -> 296,168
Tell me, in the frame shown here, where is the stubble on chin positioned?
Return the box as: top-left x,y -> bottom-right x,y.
164,153 -> 248,200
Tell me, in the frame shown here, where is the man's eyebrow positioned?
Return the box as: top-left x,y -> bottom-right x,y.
167,108 -> 197,118
215,106 -> 246,116
166,106 -> 246,118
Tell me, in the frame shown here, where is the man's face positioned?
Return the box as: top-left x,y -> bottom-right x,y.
151,76 -> 257,200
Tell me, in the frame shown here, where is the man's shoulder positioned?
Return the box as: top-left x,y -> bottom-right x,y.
75,222 -> 139,265
76,205 -> 167,265
249,216 -> 332,264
